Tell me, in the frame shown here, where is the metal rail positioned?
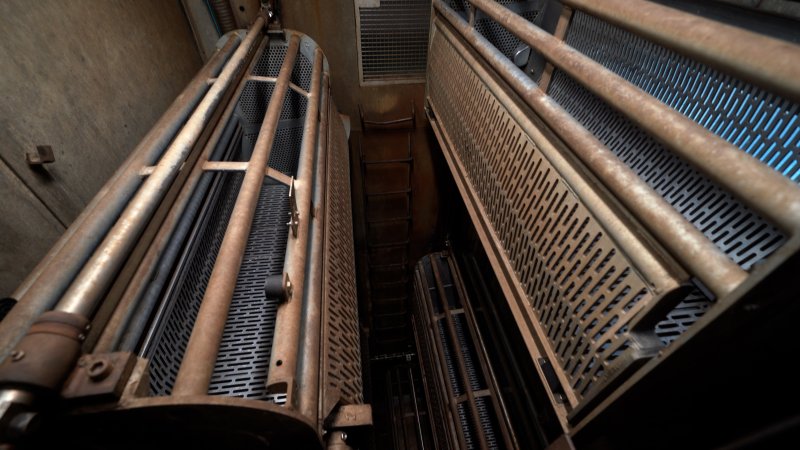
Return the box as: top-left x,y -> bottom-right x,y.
92,38 -> 269,354
465,0 -> 800,235
266,46 -> 325,406
54,16 -> 267,318
0,33 -> 243,360
561,0 -> 800,104
171,32 -> 298,396
298,72 -> 330,422
433,1 -> 750,298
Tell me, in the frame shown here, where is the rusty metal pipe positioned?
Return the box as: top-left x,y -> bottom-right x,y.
298,73 -> 329,422
171,33 -> 299,396
92,38 -> 266,353
466,0 -> 800,234
561,0 -> 800,105
0,33 -> 243,360
433,13 -> 684,297
266,46 -> 324,406
54,16 -> 266,318
434,4 -> 749,297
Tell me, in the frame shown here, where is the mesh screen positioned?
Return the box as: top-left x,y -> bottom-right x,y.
358,0 -> 431,82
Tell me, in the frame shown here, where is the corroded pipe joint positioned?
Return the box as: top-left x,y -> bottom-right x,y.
0,310 -> 89,392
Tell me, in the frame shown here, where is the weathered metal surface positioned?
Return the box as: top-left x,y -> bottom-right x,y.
320,99 -> 364,418
171,31 -> 296,397
433,1 -> 746,299
465,0 -> 800,234
426,14 -> 693,419
0,33 -> 241,361
412,253 -> 516,450
561,0 -> 800,104
266,44 -> 325,406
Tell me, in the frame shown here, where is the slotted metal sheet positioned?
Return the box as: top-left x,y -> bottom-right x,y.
357,0 -> 431,83
547,11 -> 798,346
321,110 -> 364,407
144,38 -> 305,401
427,25 -> 660,402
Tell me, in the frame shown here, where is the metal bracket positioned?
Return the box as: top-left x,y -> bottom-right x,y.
26,145 -> 55,166
287,178 -> 300,237
61,352 -> 138,403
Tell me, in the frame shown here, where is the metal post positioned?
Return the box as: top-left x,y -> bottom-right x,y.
54,16 -> 266,319
433,2 -> 749,298
298,73 -> 329,422
464,0 -> 800,234
171,33 -> 299,396
0,33 -> 242,360
265,46 -> 324,406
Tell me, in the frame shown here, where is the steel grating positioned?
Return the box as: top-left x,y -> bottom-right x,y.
412,253 -> 511,450
427,26 -> 662,402
357,0 -> 431,83
322,110 -> 364,407
144,38 -> 307,401
146,174 -> 290,399
547,11 -> 798,344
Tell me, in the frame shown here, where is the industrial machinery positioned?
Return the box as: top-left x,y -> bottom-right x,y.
0,1 -> 799,449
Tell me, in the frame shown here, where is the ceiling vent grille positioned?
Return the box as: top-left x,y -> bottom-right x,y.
355,0 -> 431,85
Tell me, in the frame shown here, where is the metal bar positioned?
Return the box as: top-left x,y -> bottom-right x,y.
298,73 -> 330,422
171,32 -> 296,396
446,255 -> 516,449
538,5 -> 573,93
202,160 -> 292,185
415,269 -> 468,450
561,0 -> 800,105
266,46 -> 325,405
434,12 -> 685,297
429,257 -> 490,450
54,17 -> 266,319
434,4 -> 748,298
464,0 -> 800,234
93,37 -> 268,353
0,33 -> 243,360
407,365 -> 426,450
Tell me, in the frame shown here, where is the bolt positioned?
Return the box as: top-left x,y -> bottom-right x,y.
78,333 -> 86,341
86,358 -> 113,382
10,350 -> 24,361
340,432 -> 348,441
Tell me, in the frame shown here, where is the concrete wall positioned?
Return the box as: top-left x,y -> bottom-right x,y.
0,0 -> 202,297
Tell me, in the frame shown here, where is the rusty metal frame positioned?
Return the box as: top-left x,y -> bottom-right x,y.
266,43 -> 325,406
53,16 -> 268,319
92,37 -> 271,354
412,253 -> 517,450
433,0 -> 753,299
0,32 -> 245,360
463,0 -> 800,236
171,32 -> 299,396
561,0 -> 800,104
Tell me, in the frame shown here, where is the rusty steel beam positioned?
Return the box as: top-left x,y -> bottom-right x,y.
298,73 -> 330,423
0,33 -> 243,361
266,46 -> 324,407
465,0 -> 800,235
433,2 -> 749,298
53,16 -> 267,319
171,33 -> 299,396
562,0 -> 800,105
92,38 -> 269,354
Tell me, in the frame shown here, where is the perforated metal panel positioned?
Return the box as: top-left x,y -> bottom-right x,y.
321,111 -> 364,406
548,12 -> 789,272
145,39 -> 307,401
146,175 -> 290,399
356,0 -> 431,83
412,254 -> 511,450
475,9 -> 540,59
428,26 -> 666,402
